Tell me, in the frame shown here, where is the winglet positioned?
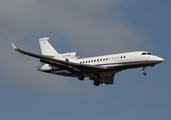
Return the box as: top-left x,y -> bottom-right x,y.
11,43 -> 23,53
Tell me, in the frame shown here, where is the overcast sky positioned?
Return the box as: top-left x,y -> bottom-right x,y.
0,0 -> 170,120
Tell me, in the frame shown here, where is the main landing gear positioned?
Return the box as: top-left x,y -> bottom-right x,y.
78,74 -> 84,81
78,69 -> 85,81
142,67 -> 147,76
93,73 -> 101,86
78,73 -> 101,86
93,81 -> 100,86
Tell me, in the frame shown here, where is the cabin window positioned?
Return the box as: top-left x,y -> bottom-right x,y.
86,61 -> 87,63
106,58 -> 108,61
121,56 -> 122,59
100,59 -> 102,61
91,60 -> 93,62
103,58 -> 105,61
94,60 -> 96,62
124,56 -> 126,58
88,60 -> 90,63
80,62 -> 82,64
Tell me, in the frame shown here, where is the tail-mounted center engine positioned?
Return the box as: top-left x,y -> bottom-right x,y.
62,52 -> 80,59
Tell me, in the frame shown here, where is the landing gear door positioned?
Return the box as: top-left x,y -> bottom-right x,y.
101,74 -> 115,85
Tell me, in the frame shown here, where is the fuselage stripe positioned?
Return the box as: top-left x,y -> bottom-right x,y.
94,60 -> 154,66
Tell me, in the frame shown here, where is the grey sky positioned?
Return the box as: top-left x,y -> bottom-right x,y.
0,0 -> 170,120
0,0 -> 152,54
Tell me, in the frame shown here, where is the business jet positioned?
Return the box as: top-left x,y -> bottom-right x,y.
12,38 -> 164,86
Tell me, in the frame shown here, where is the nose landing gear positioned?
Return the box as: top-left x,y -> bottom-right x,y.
143,72 -> 146,76
142,67 -> 147,76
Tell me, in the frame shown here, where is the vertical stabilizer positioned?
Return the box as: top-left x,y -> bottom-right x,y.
39,38 -> 59,57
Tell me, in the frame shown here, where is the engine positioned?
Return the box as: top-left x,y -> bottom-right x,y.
62,52 -> 80,59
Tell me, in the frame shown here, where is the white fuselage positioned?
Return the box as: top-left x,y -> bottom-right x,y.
37,51 -> 164,77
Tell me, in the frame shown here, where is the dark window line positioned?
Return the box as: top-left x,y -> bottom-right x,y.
80,56 -> 126,64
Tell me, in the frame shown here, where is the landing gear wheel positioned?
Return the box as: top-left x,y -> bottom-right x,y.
93,81 -> 100,86
143,72 -> 147,76
78,75 -> 84,81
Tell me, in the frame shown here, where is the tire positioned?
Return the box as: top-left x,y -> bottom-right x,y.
93,81 -> 100,86
78,75 -> 84,80
143,72 -> 147,76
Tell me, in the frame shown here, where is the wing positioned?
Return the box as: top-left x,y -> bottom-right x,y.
12,43 -> 106,74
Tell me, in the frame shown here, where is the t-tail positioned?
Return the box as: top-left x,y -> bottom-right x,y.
39,37 -> 59,58
39,38 -> 79,60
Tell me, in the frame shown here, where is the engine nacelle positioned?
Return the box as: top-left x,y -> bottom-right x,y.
62,52 -> 80,59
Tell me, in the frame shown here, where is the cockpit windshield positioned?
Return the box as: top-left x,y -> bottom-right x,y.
142,52 -> 152,55
147,53 -> 152,55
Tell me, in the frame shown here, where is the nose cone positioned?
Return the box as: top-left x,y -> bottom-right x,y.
158,57 -> 164,63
